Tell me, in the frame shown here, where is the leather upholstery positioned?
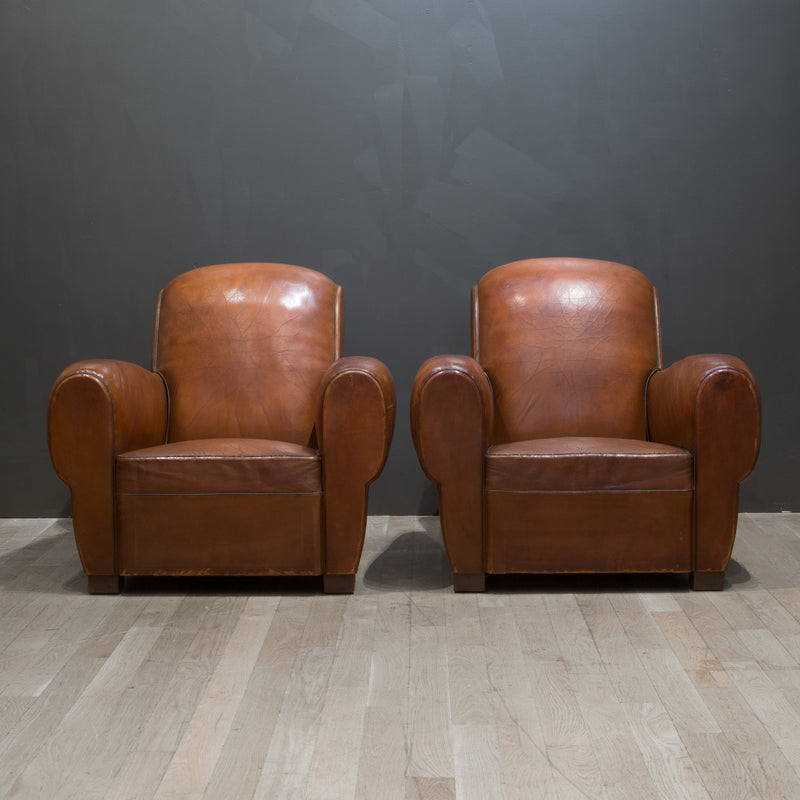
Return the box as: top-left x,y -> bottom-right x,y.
317,356 -> 397,577
485,438 -> 693,492
154,263 -> 341,444
475,258 -> 660,442
411,355 -> 493,578
116,439 -> 321,494
412,257 -> 760,591
49,263 -> 395,593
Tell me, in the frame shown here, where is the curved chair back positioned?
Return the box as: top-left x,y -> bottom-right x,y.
154,262 -> 341,445
474,258 -> 661,443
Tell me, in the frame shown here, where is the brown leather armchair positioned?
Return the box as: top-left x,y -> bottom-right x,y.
411,258 -> 760,591
49,263 -> 395,594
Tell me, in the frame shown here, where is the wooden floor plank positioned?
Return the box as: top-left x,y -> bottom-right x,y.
407,620 -> 453,779
304,685 -> 369,800
155,597 -> 279,797
577,595 -> 660,704
699,685 -> 800,799
452,725 -> 504,800
0,514 -> 799,800
201,596 -> 310,800
623,702 -> 712,800
252,645 -> 337,799
354,705 -> 408,800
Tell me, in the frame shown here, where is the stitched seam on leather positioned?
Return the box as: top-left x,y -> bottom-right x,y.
473,285 -> 480,360
644,367 -> 659,441
118,455 -> 319,461
485,453 -> 690,460
486,488 -> 692,494
653,286 -> 662,369
90,371 -> 117,576
334,285 -> 342,361
117,491 -> 323,496
152,289 -> 163,369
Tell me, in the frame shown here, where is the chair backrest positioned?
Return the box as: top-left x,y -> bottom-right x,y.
153,263 -> 341,445
474,258 -> 662,444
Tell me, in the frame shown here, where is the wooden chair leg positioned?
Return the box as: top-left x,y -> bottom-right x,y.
453,572 -> 485,592
690,570 -> 725,591
88,575 -> 123,594
324,573 -> 356,594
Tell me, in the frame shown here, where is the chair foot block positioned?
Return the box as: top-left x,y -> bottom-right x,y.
88,575 -> 123,594
453,573 -> 485,592
324,574 -> 356,594
690,571 -> 725,591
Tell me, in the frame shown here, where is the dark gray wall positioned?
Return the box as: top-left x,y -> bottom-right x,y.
2,0 -> 798,516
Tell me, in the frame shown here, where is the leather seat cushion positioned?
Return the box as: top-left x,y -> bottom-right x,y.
116,438 -> 321,495
485,437 -> 693,492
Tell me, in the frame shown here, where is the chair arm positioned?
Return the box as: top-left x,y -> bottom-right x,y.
647,354 -> 761,478
316,356 -> 396,576
647,354 -> 761,573
410,355 -> 494,578
48,359 -> 168,575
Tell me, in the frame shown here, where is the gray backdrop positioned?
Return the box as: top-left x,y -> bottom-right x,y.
2,0 -> 798,516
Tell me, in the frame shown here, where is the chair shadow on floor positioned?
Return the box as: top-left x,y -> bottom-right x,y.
363,516 -> 754,595
0,517 -> 753,596
0,519 -> 86,595
363,525 -> 453,592
0,519 -> 324,597
482,554 -> 751,594
482,567 -> 750,595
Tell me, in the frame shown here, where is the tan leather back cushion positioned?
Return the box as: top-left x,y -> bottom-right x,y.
475,258 -> 661,443
154,263 -> 340,445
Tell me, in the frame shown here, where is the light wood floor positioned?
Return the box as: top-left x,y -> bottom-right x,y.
1,515 -> 800,799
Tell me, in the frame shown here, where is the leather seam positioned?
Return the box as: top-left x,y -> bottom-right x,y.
485,452 -> 689,458
486,488 -> 692,494
117,491 -> 323,497
117,455 -> 320,461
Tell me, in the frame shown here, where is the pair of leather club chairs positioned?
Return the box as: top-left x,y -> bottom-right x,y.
48,259 -> 761,595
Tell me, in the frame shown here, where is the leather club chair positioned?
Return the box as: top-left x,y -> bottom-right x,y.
411,258 -> 760,592
48,263 -> 395,594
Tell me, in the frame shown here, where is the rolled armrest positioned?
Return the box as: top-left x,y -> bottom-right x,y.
647,354 -> 761,573
48,359 -> 168,575
647,354 -> 761,479
316,356 -> 396,576
410,355 -> 494,576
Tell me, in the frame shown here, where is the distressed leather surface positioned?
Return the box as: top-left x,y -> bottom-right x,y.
318,356 -> 396,575
154,262 -> 341,445
648,354 -> 761,574
117,493 -> 323,576
414,257 -> 760,588
48,263 -> 394,590
116,438 -> 321,494
474,258 -> 661,444
47,359 -> 167,576
486,490 -> 693,574
411,355 -> 493,576
486,437 -> 692,492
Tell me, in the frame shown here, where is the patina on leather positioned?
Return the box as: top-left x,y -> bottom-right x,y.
49,263 -> 395,593
411,258 -> 760,591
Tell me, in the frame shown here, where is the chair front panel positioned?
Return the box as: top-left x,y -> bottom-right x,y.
485,489 -> 693,574
475,258 -> 661,444
153,263 -> 341,445
117,493 -> 323,576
